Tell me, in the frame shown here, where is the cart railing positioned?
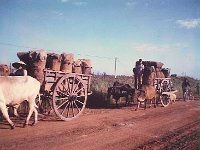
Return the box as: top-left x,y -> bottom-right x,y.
42,69 -> 92,95
153,78 -> 172,94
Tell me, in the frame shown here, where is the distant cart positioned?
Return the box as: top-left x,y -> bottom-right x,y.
134,60 -> 174,108
38,69 -> 92,121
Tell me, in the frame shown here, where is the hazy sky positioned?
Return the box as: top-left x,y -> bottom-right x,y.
0,0 -> 199,78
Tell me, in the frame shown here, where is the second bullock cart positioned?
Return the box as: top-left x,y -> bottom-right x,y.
135,60 -> 174,107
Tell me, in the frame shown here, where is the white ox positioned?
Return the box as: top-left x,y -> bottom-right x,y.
0,76 -> 40,129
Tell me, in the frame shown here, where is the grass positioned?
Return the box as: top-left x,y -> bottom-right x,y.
87,74 -> 200,108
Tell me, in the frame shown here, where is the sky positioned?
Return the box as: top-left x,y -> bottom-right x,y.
0,0 -> 200,79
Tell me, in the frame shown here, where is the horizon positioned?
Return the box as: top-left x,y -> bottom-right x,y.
0,0 -> 199,79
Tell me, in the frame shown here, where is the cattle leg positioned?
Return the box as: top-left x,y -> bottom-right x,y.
115,98 -> 119,107
135,101 -> 141,111
149,100 -> 152,108
13,104 -> 22,119
31,107 -> 38,126
23,101 -> 35,127
144,100 -> 147,110
154,97 -> 157,108
0,103 -> 15,129
125,96 -> 128,106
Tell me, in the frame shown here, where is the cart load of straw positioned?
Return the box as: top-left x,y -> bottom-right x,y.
142,66 -> 156,86
0,64 -> 10,76
155,68 -> 165,78
17,50 -> 47,84
60,53 -> 74,73
17,52 -> 30,65
46,53 -> 61,71
161,68 -> 171,78
142,61 -> 164,68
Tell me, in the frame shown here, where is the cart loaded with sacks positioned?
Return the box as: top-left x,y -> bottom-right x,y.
135,60 -> 174,107
17,50 -> 92,121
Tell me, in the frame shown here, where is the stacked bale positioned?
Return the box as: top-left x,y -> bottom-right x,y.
141,61 -> 169,86
46,53 -> 61,71
60,53 -> 74,73
73,59 -> 82,74
17,50 -> 47,84
17,52 -> 30,65
155,68 -> 165,78
142,61 -> 164,68
0,64 -> 10,76
161,68 -> 171,78
142,61 -> 165,78
81,59 -> 92,74
142,66 -> 156,86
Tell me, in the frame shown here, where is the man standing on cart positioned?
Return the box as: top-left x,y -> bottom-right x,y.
133,59 -> 144,89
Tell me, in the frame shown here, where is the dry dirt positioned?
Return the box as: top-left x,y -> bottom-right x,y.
0,99 -> 200,150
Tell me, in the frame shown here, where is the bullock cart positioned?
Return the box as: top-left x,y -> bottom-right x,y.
39,69 -> 92,121
153,77 -> 173,107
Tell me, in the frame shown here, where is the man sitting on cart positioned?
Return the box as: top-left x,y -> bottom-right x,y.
12,61 -> 27,76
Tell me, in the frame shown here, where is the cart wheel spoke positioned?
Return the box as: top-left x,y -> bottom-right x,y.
61,82 -> 70,95
73,101 -> 81,112
61,102 -> 70,115
71,102 -> 75,117
55,97 -> 69,101
66,102 -> 71,117
74,86 -> 85,95
57,88 -> 68,97
57,100 -> 69,110
72,80 -> 81,94
75,99 -> 84,105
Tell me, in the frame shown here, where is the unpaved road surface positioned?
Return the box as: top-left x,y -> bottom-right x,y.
1,100 -> 200,150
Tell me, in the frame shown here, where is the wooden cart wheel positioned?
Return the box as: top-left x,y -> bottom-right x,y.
160,94 -> 170,107
52,74 -> 87,121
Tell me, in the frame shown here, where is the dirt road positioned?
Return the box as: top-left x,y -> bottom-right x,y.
1,100 -> 200,150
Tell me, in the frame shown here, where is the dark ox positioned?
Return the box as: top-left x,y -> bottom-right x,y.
107,81 -> 135,107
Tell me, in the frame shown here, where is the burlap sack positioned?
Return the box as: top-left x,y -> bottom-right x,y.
161,68 -> 171,78
142,66 -> 155,85
46,53 -> 61,71
0,64 -> 10,76
60,53 -> 74,73
142,61 -> 164,68
155,68 -> 165,78
17,50 -> 47,84
28,50 -> 47,84
73,59 -> 82,74
81,59 -> 92,74
17,52 -> 30,65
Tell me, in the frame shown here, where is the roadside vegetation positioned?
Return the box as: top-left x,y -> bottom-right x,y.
87,74 -> 200,108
